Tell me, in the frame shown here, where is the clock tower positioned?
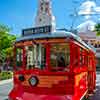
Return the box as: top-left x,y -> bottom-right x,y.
35,0 -> 56,32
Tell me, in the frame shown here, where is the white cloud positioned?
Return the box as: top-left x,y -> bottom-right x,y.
95,7 -> 100,13
77,20 -> 96,32
78,0 -> 100,16
80,0 -> 96,9
77,1 -> 100,32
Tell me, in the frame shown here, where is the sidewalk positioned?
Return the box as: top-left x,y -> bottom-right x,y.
0,78 -> 13,85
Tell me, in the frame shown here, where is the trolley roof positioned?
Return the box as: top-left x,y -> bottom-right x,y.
16,31 -> 96,53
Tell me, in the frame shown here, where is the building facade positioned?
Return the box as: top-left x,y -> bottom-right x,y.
78,22 -> 100,68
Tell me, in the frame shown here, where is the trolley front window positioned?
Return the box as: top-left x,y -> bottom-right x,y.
25,44 -> 46,70
16,48 -> 23,70
50,43 -> 70,71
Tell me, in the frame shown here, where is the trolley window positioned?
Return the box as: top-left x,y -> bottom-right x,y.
50,43 -> 70,71
80,48 -> 87,66
25,44 -> 46,70
74,45 -> 79,66
80,48 -> 83,66
16,48 -> 23,70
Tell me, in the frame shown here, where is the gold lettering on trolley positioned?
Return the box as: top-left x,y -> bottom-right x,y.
37,76 -> 67,88
75,72 -> 87,86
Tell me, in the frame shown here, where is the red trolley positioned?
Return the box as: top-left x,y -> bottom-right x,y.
9,28 -> 96,100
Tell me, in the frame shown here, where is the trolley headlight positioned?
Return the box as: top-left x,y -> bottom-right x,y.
18,74 -> 25,82
29,76 -> 38,86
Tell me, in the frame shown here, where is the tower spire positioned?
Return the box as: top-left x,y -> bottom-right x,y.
35,0 -> 56,32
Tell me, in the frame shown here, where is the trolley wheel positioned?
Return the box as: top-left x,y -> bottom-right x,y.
82,92 -> 89,100
82,96 -> 89,100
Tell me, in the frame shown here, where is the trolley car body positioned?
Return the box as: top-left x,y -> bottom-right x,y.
9,30 -> 96,100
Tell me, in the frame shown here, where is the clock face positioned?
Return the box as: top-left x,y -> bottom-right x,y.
38,15 -> 50,25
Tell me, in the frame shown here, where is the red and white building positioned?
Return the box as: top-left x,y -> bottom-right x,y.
77,20 -> 100,67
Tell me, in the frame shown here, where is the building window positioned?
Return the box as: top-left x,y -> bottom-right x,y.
95,44 -> 98,48
40,3 -> 43,10
84,40 -> 88,43
45,7 -> 48,12
39,18 -> 42,22
41,6 -> 43,11
99,44 -> 100,48
97,58 -> 100,67
91,43 -> 94,46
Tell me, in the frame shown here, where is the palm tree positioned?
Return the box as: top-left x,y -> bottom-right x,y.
94,23 -> 100,36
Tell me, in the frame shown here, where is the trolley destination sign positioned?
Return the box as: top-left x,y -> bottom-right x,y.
22,25 -> 52,36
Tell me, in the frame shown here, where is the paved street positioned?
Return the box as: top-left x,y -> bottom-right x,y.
89,72 -> 100,100
0,72 -> 100,100
0,81 -> 13,100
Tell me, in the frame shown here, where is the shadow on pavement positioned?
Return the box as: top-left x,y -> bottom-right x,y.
89,86 -> 100,100
89,70 -> 100,100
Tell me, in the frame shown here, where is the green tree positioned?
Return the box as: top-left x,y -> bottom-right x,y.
0,24 -> 16,64
94,23 -> 100,36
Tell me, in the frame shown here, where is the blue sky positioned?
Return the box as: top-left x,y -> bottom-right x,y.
0,0 -> 100,35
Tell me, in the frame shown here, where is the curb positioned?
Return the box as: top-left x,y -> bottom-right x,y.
0,78 -> 13,85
